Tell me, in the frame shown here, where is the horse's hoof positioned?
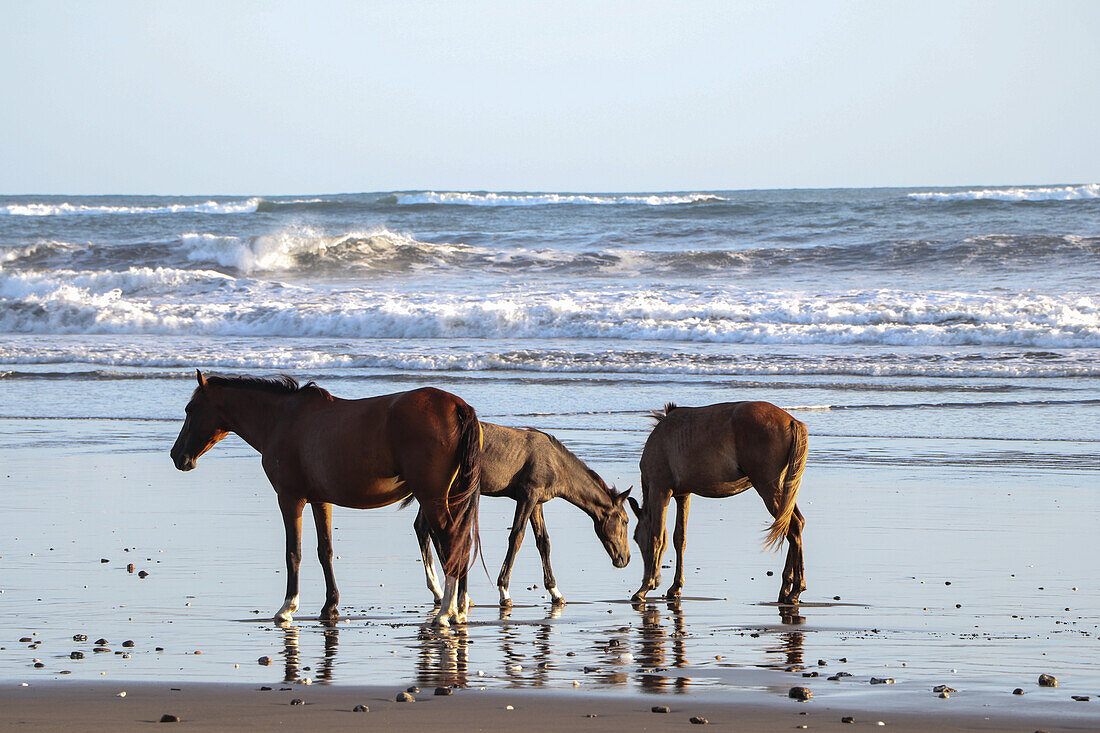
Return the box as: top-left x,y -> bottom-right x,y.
665,588 -> 682,600
499,597 -> 513,608
432,615 -> 451,629
550,596 -> 566,607
631,591 -> 647,603
455,612 -> 468,624
319,608 -> 339,621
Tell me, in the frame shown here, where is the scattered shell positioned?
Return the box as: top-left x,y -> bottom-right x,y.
505,705 -> 514,710
789,687 -> 813,701
117,692 -> 127,698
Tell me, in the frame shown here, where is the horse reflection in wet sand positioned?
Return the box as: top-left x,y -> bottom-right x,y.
629,401 -> 808,604
170,372 -> 482,627
415,423 -> 631,607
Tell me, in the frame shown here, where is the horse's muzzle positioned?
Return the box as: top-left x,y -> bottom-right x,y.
171,450 -> 196,471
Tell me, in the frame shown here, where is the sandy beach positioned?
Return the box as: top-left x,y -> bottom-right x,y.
4,680 -> 1096,732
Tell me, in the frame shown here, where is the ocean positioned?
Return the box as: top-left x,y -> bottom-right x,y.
0,186 -> 1097,719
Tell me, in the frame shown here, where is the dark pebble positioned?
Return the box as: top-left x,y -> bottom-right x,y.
789,687 -> 813,701
159,714 -> 180,723
34,662 -> 44,668
833,595 -> 841,601
396,691 -> 414,702
93,647 -> 110,653
259,686 -> 272,691
122,640 -> 135,647
95,638 -> 108,645
839,657 -> 848,663
817,659 -> 827,666
1012,688 -> 1025,695
870,677 -> 895,685
766,571 -> 774,576
257,656 -> 272,665
586,714 -> 598,718
290,698 -> 304,706
689,716 -> 708,724
353,704 -> 369,712
827,675 -> 842,681
1072,696 -> 1090,702
651,706 -> 670,713
933,685 -> 957,694
138,571 -> 149,578
73,634 -> 87,642
19,637 -> 32,643
802,672 -> 819,678
101,558 -> 110,563
842,717 -> 856,724
406,686 -> 419,693
1038,673 -> 1058,687
70,651 -> 84,660
434,687 -> 453,696
127,564 -> 136,573
155,647 -> 164,652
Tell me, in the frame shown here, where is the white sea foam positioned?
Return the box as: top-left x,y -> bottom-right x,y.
396,191 -> 727,206
2,273 -> 1097,349
909,184 -> 1100,202
2,198 -> 262,216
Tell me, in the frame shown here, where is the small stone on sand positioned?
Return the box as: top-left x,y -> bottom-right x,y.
434,687 -> 452,696
1037,674 -> 1058,687
159,714 -> 180,723
407,686 -> 419,693
1071,696 -> 1090,702
396,691 -> 414,702
870,677 -> 895,685
689,716 -> 708,724
289,698 -> 304,706
257,656 -> 272,665
1012,688 -> 1025,695
352,704 -> 369,712
789,687 -> 813,701
842,716 -> 856,724
651,706 -> 671,713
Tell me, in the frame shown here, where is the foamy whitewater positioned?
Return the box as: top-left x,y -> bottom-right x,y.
1,186 -> 1098,381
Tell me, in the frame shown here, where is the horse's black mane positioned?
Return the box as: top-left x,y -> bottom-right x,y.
201,374 -> 333,400
650,401 -> 679,423
528,427 -> 616,496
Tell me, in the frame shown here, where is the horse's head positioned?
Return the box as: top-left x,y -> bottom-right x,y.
170,370 -> 229,472
593,487 -> 632,568
628,494 -> 665,591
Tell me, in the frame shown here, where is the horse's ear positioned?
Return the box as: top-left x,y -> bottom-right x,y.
196,369 -> 207,390
614,487 -> 633,505
627,495 -> 642,518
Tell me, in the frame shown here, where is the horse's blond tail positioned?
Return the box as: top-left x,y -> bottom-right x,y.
763,419 -> 808,552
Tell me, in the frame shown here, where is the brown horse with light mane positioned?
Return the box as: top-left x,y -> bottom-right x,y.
628,401 -> 808,605
170,371 -> 482,627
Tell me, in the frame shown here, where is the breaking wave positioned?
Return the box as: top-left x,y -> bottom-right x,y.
393,191 -> 728,206
2,198 -> 263,216
909,184 -> 1100,202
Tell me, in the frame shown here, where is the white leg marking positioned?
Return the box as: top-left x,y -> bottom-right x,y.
275,594 -> 300,624
548,586 -> 565,605
433,577 -> 458,627
425,560 -> 443,603
498,585 -> 511,606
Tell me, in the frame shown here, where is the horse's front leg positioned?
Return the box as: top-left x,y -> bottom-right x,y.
497,500 -> 536,607
666,494 -> 691,599
275,494 -> 306,624
413,508 -> 444,604
312,502 -> 339,621
529,504 -> 564,605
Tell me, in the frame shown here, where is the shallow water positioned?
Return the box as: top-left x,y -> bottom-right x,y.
0,371 -> 1096,723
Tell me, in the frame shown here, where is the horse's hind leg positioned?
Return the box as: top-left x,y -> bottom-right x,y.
311,502 -> 339,621
782,505 -> 806,604
529,504 -> 564,605
666,494 -> 691,600
753,482 -> 804,604
275,495 -> 306,624
414,508 -> 444,604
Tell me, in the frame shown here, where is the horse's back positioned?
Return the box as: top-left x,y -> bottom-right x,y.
641,401 -> 800,494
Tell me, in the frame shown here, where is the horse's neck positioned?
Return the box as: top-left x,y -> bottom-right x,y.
217,388 -> 289,454
556,463 -> 611,518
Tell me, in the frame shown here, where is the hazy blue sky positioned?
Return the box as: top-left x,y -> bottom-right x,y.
2,1 -> 1098,194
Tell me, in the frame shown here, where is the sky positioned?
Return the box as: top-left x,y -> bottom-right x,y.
1,1 -> 1098,194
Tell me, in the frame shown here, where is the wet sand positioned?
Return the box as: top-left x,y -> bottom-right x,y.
2,680 -> 1093,732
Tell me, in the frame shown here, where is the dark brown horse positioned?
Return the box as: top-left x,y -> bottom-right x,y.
413,422 -> 630,607
628,401 -> 808,604
170,371 -> 482,627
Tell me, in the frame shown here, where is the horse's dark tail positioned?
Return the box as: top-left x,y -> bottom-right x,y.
763,418 -> 808,552
442,401 -> 483,577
